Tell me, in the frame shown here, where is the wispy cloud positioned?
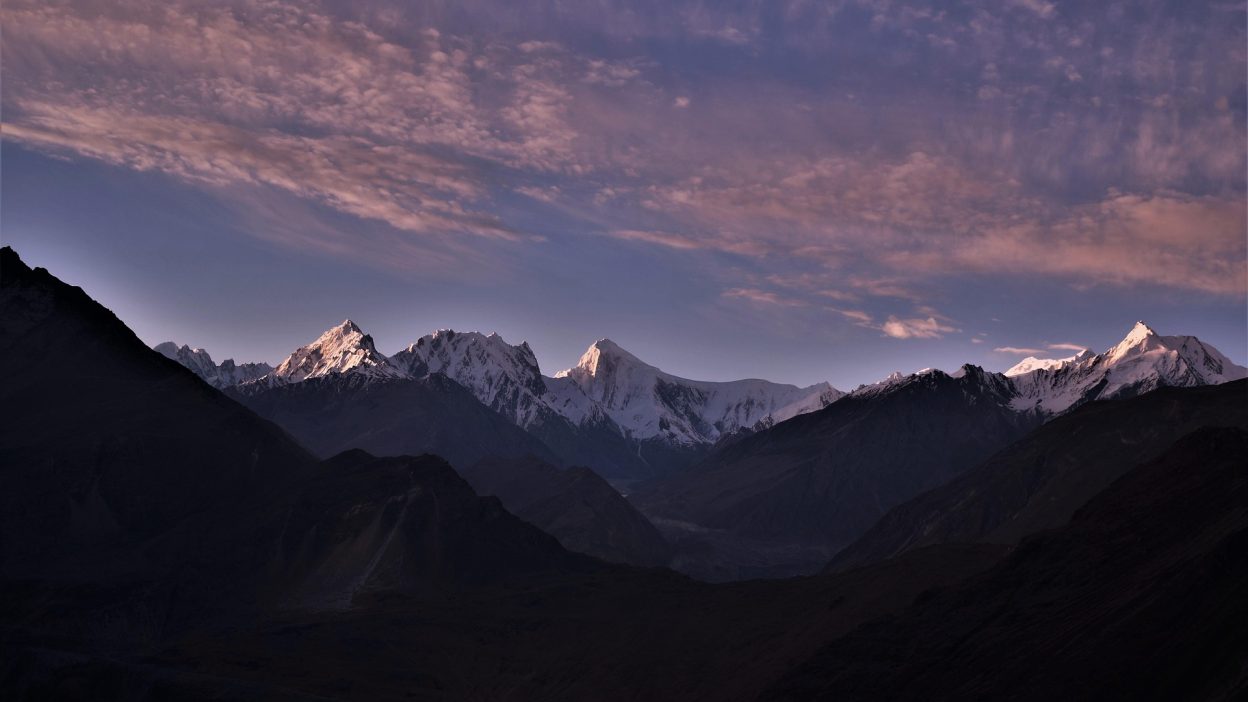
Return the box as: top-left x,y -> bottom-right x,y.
722,288 -> 806,307
994,346 -> 1045,355
2,0 -> 1243,315
1048,342 -> 1088,352
881,316 -> 959,340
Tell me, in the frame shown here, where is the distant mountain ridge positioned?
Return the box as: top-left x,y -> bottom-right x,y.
164,321 -> 844,478
153,341 -> 272,388
1006,321 -> 1246,415
158,319 -> 1243,482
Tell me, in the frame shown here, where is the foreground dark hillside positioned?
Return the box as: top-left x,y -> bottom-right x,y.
829,379 -> 1248,571
461,456 -> 672,567
768,427 -> 1248,701
231,373 -> 562,469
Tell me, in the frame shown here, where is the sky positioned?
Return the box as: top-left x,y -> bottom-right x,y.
2,0 -> 1245,390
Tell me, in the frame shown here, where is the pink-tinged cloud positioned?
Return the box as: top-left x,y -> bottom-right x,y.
1048,342 -> 1088,352
721,288 -> 807,307
1,0 -> 648,251
881,316 -> 959,340
609,229 -> 766,256
1,0 -> 1243,313
832,309 -> 874,324
994,346 -> 1046,355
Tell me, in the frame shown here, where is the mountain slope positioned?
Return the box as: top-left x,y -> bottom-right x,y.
459,456 -> 671,567
231,373 -> 561,469
633,365 -> 1042,577
276,452 -> 597,610
0,246 -> 312,585
766,427 -> 1248,701
827,379 -> 1248,572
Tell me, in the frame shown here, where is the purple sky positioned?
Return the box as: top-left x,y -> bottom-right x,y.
3,0 -> 1245,389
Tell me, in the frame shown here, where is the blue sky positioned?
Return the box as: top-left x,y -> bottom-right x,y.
3,0 -> 1245,389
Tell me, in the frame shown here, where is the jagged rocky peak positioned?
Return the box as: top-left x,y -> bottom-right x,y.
390,329 -> 548,414
271,319 -> 404,382
556,338 -> 651,381
154,341 -> 273,388
395,329 -> 540,376
155,342 -> 216,374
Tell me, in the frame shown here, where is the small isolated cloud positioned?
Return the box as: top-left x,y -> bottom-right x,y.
832,308 -> 873,324
609,229 -> 764,256
881,316 -> 958,340
1048,342 -> 1088,351
722,287 -> 806,307
970,338 -> 984,344
994,346 -> 1045,355
610,229 -> 704,250
673,96 -> 691,108
515,185 -> 561,203
1008,0 -> 1057,19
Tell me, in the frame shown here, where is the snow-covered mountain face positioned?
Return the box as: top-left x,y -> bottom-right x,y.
390,332 -> 840,445
390,330 -> 554,426
1009,322 -> 1247,415
269,319 -> 405,383
153,342 -> 272,388
554,339 -> 843,444
846,322 -> 1243,419
1004,352 -> 1092,377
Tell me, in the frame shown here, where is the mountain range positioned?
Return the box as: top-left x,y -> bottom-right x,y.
149,307 -> 1246,578
187,320 -> 842,480
159,317 -> 1244,483
4,244 -> 1246,700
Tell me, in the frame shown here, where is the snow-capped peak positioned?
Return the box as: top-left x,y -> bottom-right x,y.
1004,350 -> 1091,378
271,319 -> 404,382
1010,322 -> 1245,415
390,329 -> 551,424
553,338 -> 842,444
1103,320 -> 1162,364
555,338 -> 651,381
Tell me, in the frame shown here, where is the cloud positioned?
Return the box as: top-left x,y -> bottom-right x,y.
1007,0 -> 1057,20
634,150 -> 1246,297
832,308 -> 874,324
881,316 -> 959,340
609,229 -> 764,255
2,0 -> 1243,311
1048,342 -> 1088,352
722,288 -> 806,307
0,0 -> 647,250
5,103 -> 518,241
994,346 -> 1045,355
